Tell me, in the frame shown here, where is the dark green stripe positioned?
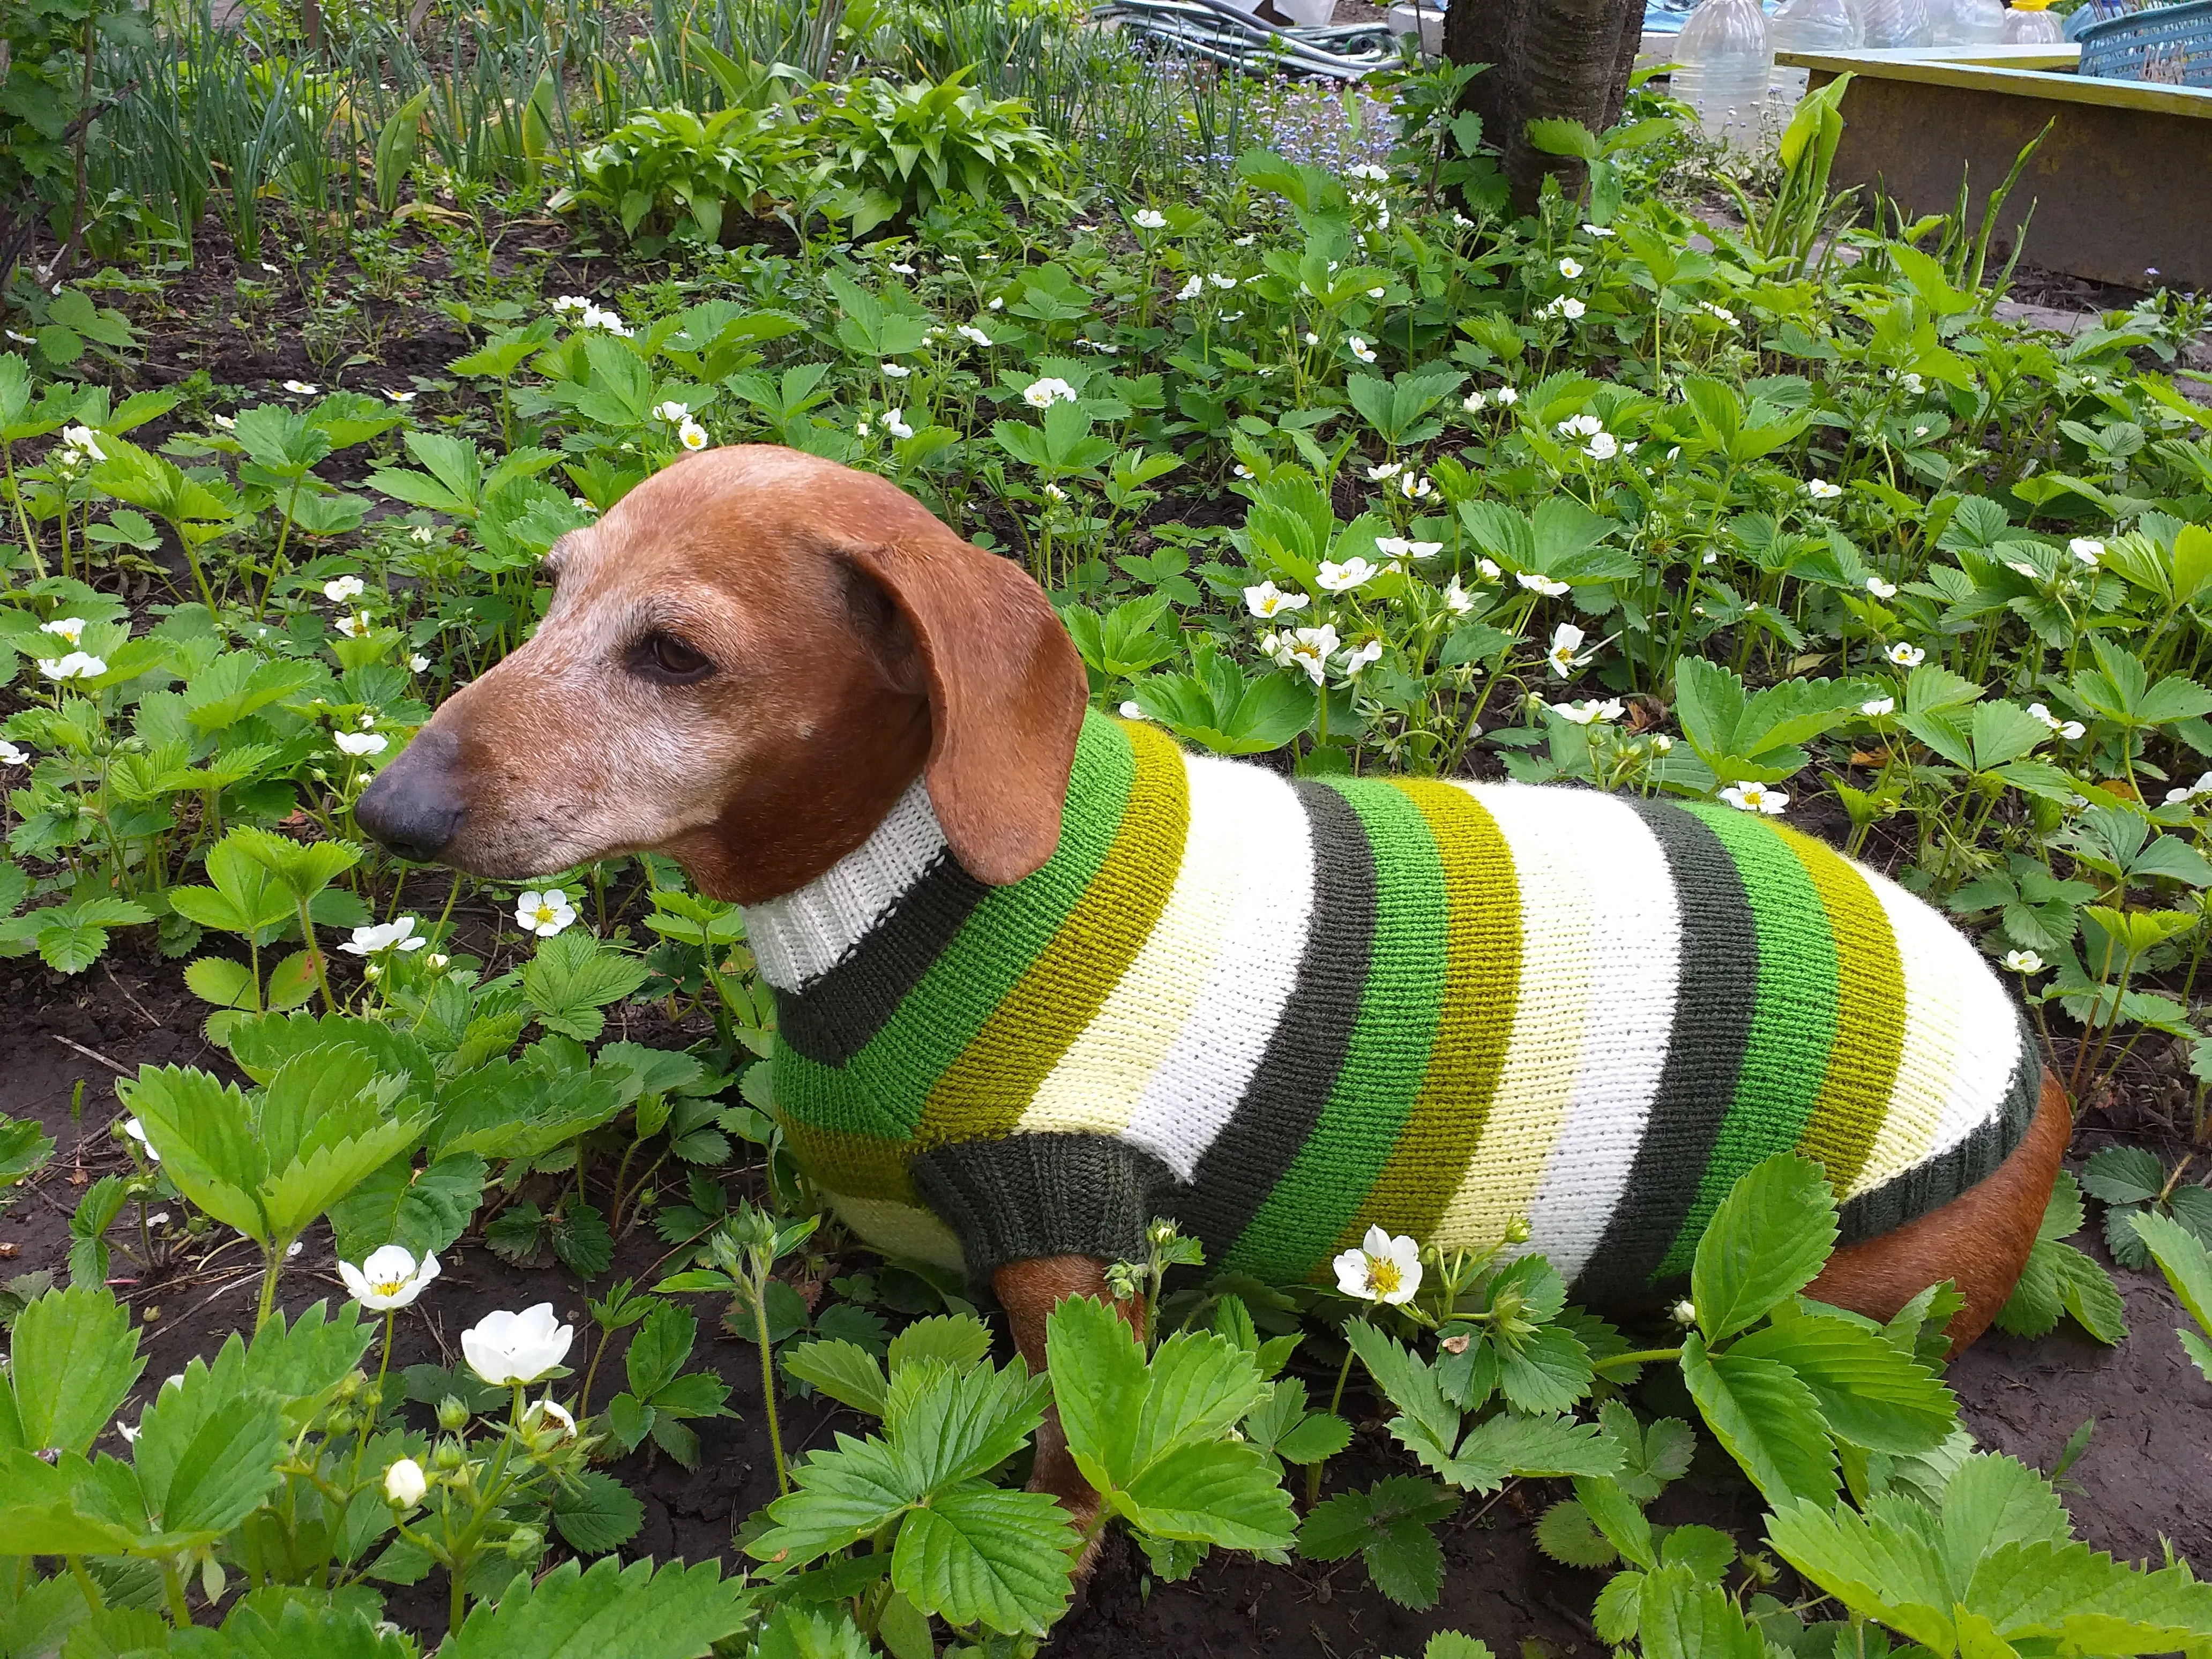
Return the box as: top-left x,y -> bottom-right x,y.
1653,804 -> 1842,1277
1227,778 -> 1448,1281
1175,782 -> 1377,1267
772,711 -> 1137,1141
1578,799 -> 1759,1301
772,851 -> 989,1065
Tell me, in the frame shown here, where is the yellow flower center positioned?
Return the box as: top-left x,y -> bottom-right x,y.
533,905 -> 555,925
373,1277 -> 404,1296
1365,1257 -> 1402,1297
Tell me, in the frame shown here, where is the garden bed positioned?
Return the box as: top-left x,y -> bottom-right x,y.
6,3 -> 2212,1654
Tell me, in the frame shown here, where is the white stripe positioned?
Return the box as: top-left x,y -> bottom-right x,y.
1121,761 -> 1317,1180
1851,869 -> 1977,1194
1433,785 -> 1601,1252
1021,751 -> 1258,1139
1882,869 -> 2021,1178
1520,794 -> 1683,1282
739,777 -> 944,991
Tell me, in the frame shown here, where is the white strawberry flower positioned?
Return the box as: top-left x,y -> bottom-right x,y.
334,731 -> 388,757
339,1244 -> 440,1309
1518,572 -> 1571,597
1719,780 -> 1788,815
516,888 -> 577,937
341,916 -> 425,955
1555,698 -> 1625,725
1886,642 -> 1926,668
1334,1225 -> 1422,1304
1546,622 -> 1590,678
1245,581 -> 1311,619
323,576 -> 365,602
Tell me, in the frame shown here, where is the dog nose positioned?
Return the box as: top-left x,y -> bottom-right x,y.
355,726 -> 465,863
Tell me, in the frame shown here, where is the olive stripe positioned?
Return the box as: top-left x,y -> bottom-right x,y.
1332,779 -> 1521,1250
1777,824 -> 1905,1196
915,719 -> 1191,1148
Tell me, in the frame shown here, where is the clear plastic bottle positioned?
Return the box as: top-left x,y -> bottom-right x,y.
2005,0 -> 2065,39
1933,0 -> 2007,41
1769,0 -> 1864,108
1859,0 -> 1933,45
1672,0 -> 1775,150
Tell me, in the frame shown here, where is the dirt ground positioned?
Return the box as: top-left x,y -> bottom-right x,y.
5,933 -> 2207,1655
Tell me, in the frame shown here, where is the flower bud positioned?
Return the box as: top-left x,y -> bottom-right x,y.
503,1522 -> 545,1560
384,1457 -> 428,1507
436,1395 -> 469,1431
1671,1299 -> 1698,1327
432,1439 -> 467,1471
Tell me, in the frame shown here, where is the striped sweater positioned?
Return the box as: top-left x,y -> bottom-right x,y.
743,711 -> 2039,1295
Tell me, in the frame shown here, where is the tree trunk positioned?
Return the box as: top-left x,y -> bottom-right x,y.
1446,0 -> 1647,213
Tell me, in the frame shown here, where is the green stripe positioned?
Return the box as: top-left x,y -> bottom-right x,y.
1333,780 -> 1520,1251
1227,778 -> 1449,1280
1655,803 -> 1841,1277
916,720 -> 1190,1147
772,712 -> 1138,1142
1776,824 -> 1905,1196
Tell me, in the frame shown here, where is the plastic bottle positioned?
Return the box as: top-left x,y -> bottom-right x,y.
1769,0 -> 1864,108
2005,0 -> 2065,40
1859,0 -> 1933,46
1932,0 -> 2007,42
1672,0 -> 1775,151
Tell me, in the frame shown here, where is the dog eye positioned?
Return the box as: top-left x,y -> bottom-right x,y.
632,631 -> 714,684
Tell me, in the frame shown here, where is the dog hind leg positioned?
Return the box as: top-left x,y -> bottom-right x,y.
1805,1067 -> 2071,1355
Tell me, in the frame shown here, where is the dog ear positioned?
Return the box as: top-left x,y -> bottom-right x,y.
845,527 -> 1087,886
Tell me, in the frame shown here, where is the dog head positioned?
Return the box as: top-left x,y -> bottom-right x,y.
355,446 -> 1087,902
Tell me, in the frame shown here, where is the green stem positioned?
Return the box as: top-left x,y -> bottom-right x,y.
1306,1331 -> 1361,1508
161,1560 -> 192,1626
754,1272 -> 789,1496
1594,1346 -> 1683,1372
255,1239 -> 288,1331
64,1555 -> 104,1616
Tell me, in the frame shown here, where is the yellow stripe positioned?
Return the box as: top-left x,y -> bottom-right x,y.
1434,787 -> 1601,1251
1333,779 -> 1519,1249
825,1192 -> 967,1271
1019,749 -> 1251,1137
1777,825 -> 1905,1194
1849,871 -> 1964,1195
915,720 -> 1191,1148
779,1117 -> 918,1204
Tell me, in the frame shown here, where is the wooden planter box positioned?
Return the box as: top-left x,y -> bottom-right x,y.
1778,44 -> 2212,289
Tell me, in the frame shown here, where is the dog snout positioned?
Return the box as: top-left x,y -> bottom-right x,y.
355,726 -> 466,863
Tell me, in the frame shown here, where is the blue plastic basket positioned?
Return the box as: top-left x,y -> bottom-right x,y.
2076,0 -> 2212,83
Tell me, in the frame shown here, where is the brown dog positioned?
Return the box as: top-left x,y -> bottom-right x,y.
357,445 -> 2068,1523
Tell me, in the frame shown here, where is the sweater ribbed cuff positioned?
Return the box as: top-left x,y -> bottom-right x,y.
910,1133 -> 1175,1294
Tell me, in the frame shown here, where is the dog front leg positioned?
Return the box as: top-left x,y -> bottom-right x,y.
992,1253 -> 1142,1556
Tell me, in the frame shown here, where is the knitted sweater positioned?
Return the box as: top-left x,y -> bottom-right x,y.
743,711 -> 2039,1295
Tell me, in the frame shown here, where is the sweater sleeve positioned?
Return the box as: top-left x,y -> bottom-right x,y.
910,1132 -> 1177,1294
